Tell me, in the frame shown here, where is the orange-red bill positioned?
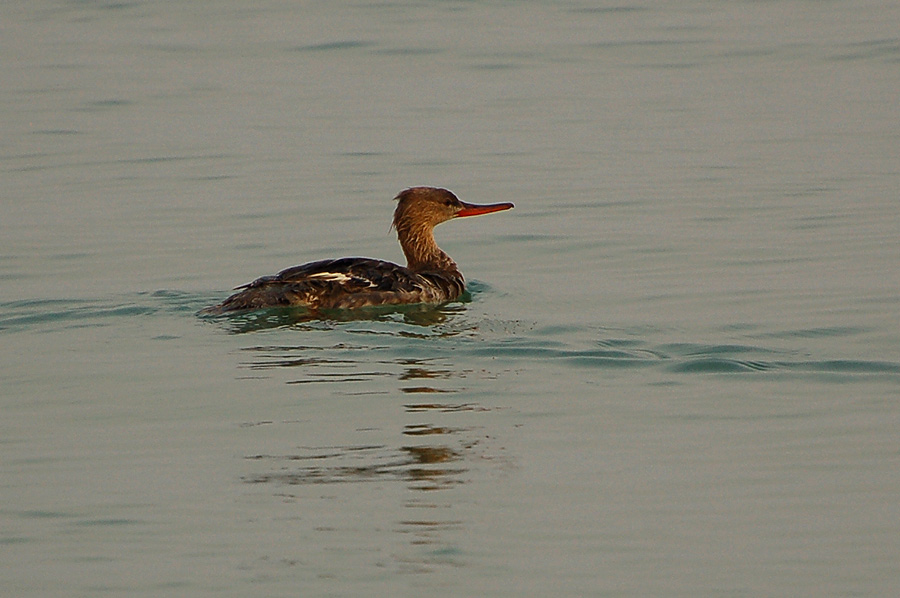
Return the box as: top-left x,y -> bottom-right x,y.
456,201 -> 515,218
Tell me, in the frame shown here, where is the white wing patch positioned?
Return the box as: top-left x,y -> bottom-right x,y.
306,272 -> 353,283
306,271 -> 377,288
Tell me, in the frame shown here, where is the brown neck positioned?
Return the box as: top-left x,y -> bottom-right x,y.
397,222 -> 459,274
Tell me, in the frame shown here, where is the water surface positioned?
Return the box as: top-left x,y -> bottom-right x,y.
2,1 -> 899,596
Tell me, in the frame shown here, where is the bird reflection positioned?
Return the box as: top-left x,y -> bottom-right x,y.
244,441 -> 467,490
231,310 -> 504,573
238,346 -> 471,392
202,298 -> 468,334
399,366 -> 455,380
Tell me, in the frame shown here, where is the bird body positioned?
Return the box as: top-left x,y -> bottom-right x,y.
205,187 -> 513,314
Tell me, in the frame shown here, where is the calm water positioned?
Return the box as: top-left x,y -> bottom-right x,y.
3,1 -> 900,596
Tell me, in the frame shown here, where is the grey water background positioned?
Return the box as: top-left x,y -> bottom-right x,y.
2,1 -> 899,596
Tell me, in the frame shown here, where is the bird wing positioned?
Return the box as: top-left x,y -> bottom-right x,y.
266,258 -> 421,291
223,258 -> 438,310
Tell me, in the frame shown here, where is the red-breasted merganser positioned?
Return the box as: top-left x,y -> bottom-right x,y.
205,187 -> 513,313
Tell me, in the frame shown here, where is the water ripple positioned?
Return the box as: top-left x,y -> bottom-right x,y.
0,298 -> 155,332
2,293 -> 897,384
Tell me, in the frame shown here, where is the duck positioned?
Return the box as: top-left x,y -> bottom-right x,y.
204,186 -> 513,313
